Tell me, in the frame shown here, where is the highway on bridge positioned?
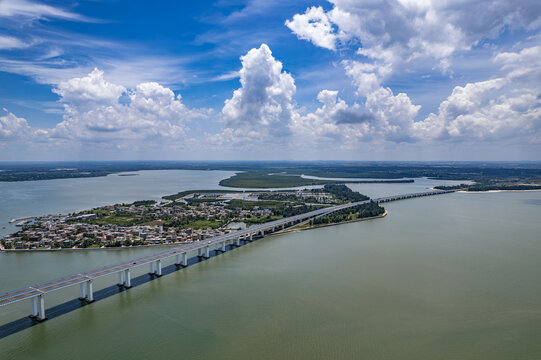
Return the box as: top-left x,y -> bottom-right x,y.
0,190 -> 453,321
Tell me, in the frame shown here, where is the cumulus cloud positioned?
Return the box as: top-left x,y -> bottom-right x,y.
222,44 -> 297,140
0,109 -> 34,140
53,69 -> 125,110
294,45 -> 541,146
285,6 -> 339,50
289,0 -> 541,66
414,46 -> 541,142
292,90 -> 367,145
287,0 -> 541,99
48,69 -> 205,144
292,87 -> 419,145
284,1 -> 541,148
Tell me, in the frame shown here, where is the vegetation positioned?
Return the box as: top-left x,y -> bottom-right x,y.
256,192 -> 304,202
162,189 -> 242,201
243,215 -> 283,225
310,202 -> 385,226
433,184 -> 469,190
3,161 -> 541,183
132,200 -> 156,206
219,171 -> 414,188
321,184 -> 370,202
218,172 -> 345,188
85,212 -> 146,226
257,192 -> 324,204
435,183 -> 541,191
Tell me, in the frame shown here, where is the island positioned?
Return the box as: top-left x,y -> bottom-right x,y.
0,185 -> 385,251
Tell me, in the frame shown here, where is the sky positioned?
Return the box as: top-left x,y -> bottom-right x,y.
0,0 -> 540,161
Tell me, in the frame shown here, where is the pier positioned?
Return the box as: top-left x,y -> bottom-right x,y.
0,190 -> 453,322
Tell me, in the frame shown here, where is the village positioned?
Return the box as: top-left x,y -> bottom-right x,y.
0,189 -> 340,251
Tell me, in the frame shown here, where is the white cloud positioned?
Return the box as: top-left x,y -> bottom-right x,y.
343,59 -> 392,96
47,69 -> 207,145
212,71 -> 240,82
414,46 -> 541,142
295,45 -> 541,146
292,87 -> 419,146
0,35 -> 30,49
0,0 -> 93,22
288,0 -> 541,75
53,69 -> 125,110
0,109 -> 34,141
292,90 -> 371,147
222,44 -> 297,139
0,0 -> 189,88
284,1 -> 541,149
285,6 -> 338,50
0,55 -> 191,88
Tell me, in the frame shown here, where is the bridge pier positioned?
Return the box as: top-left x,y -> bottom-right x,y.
215,241 -> 226,253
181,252 -> 187,266
36,294 -> 46,321
30,296 -> 38,318
156,260 -> 162,277
124,269 -> 132,288
198,248 -> 203,257
79,282 -> 86,300
204,245 -> 210,258
117,271 -> 124,287
236,236 -> 240,246
86,280 -> 94,303
249,233 -> 253,241
149,262 -> 155,275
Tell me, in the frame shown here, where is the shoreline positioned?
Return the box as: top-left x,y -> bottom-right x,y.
1,211 -> 388,253
275,210 -> 388,235
429,187 -> 541,193
0,241 -> 191,253
457,189 -> 541,194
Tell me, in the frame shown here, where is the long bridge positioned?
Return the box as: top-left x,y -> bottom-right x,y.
0,189 -> 453,322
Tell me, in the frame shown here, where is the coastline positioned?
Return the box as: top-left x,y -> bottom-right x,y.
276,210 -> 388,235
1,211 -> 388,253
457,189 -> 541,194
0,241 -> 190,253
429,187 -> 541,193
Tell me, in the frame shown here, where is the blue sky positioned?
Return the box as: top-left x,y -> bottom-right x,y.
0,0 -> 540,161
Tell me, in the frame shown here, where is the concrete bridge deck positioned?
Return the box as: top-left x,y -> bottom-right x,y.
0,189 -> 453,320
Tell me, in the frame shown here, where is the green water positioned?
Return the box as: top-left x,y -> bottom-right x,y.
1,191 -> 541,359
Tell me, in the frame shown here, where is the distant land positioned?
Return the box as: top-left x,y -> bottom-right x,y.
1,161 -> 541,187
435,183 -> 541,192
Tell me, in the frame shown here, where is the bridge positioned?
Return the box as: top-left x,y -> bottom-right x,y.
0,189 -> 453,322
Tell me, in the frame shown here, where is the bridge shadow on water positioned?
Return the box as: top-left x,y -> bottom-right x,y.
0,240 -> 259,340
